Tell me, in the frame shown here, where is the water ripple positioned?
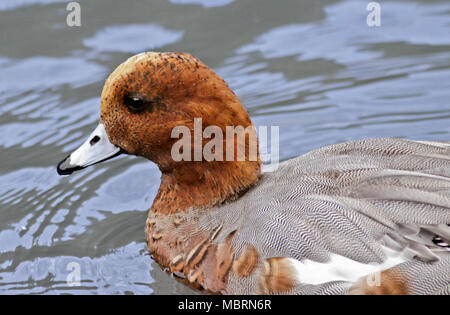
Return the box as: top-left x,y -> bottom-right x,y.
83,24 -> 184,54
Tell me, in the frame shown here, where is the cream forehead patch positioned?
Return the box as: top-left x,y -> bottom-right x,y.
106,57 -> 137,84
134,52 -> 148,63
106,52 -> 160,85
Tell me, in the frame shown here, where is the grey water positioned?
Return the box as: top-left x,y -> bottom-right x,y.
0,0 -> 449,294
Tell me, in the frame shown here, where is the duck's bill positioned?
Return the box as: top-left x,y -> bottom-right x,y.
56,123 -> 123,175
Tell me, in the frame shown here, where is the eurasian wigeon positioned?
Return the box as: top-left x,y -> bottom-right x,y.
57,52 -> 450,295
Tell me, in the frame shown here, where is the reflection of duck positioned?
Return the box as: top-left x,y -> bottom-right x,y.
57,52 -> 449,295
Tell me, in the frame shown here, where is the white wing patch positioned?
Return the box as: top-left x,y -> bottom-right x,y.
288,246 -> 406,285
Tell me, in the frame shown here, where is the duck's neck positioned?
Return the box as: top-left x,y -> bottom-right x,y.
151,160 -> 261,214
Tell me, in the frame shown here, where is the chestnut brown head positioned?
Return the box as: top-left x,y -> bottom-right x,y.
57,52 -> 259,175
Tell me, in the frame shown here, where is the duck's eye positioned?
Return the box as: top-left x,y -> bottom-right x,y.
124,96 -> 146,113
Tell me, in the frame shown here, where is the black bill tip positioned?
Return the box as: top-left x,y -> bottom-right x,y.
56,155 -> 85,176
56,149 -> 124,176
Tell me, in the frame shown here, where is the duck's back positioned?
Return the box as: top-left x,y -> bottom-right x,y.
206,138 -> 450,294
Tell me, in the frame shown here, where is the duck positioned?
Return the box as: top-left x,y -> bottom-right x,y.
57,51 -> 450,295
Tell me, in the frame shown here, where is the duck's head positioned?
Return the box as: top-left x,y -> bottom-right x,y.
57,52 -> 261,210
